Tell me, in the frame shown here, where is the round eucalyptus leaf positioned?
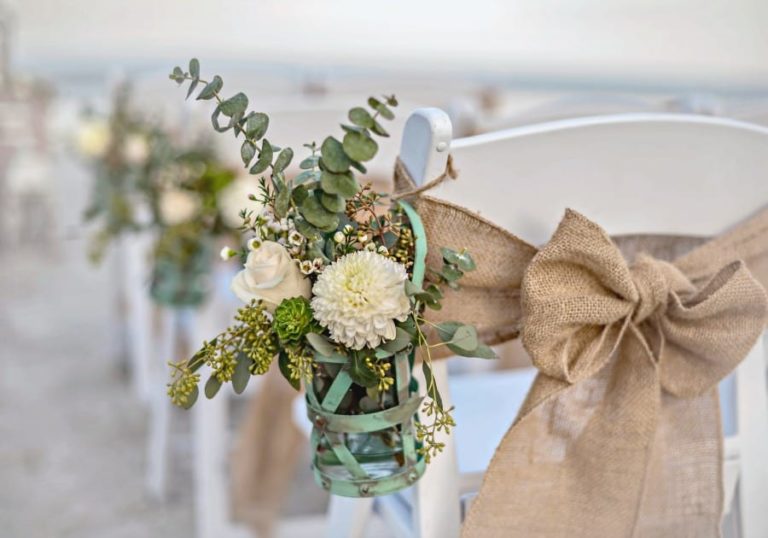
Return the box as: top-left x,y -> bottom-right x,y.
343,131 -> 378,162
320,170 -> 359,199
320,192 -> 345,213
245,113 -> 269,140
348,107 -> 374,128
301,196 -> 340,230
320,136 -> 351,173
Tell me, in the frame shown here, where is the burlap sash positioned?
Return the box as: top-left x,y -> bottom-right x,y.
395,160 -> 768,536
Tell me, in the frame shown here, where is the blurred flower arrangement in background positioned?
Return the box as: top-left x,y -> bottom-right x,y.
77,83 -> 253,306
165,60 -> 496,496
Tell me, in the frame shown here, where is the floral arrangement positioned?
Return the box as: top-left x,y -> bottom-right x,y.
166,60 -> 495,494
78,84 -> 260,306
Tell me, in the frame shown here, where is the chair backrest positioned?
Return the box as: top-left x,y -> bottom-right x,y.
400,109 -> 768,538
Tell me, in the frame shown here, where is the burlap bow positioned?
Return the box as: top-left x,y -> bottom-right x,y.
463,209 -> 768,537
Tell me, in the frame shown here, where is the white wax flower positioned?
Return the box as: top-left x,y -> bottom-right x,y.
231,240 -> 311,312
220,246 -> 237,260
76,119 -> 111,158
311,251 -> 411,350
158,189 -> 201,226
124,133 -> 150,165
217,176 -> 264,229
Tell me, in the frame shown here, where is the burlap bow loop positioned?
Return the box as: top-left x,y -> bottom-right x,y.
521,209 -> 767,395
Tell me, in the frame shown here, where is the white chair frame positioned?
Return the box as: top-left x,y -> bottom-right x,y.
323,110 -> 768,538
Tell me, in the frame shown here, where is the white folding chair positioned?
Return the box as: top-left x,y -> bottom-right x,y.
311,110 -> 768,538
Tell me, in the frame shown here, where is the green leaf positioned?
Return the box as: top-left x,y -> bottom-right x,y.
249,139 -> 272,174
197,75 -> 222,100
349,353 -> 378,388
204,375 -> 222,399
441,265 -> 464,282
189,58 -> 200,78
370,119 -> 389,137
380,327 -> 412,353
320,170 -> 359,198
300,155 -> 319,170
185,78 -> 199,99
241,141 -> 255,166
295,170 -> 320,185
219,92 -> 249,117
343,131 -> 378,162
273,147 -> 294,173
170,66 -> 185,84
232,352 -> 251,394
421,362 -> 443,408
301,197 -> 340,231
449,325 -> 478,352
349,159 -> 367,174
398,316 -> 418,337
384,94 -> 398,107
274,185 -> 291,218
294,218 -> 322,241
349,107 -> 374,128
442,248 -> 476,272
320,136 -> 351,173
435,321 -> 462,342
469,343 -> 498,359
278,351 -> 300,391
306,333 -> 335,357
368,97 -> 395,120
210,106 -> 232,132
181,385 -> 199,409
291,184 -> 310,206
245,113 -> 269,140
320,192 -> 345,213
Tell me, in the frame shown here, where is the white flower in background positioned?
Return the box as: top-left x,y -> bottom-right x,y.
231,240 -> 311,312
220,246 -> 238,261
158,189 -> 201,226
123,133 -> 150,165
333,231 -> 345,243
299,260 -> 314,275
76,119 -> 111,158
288,231 -> 304,247
217,176 -> 264,229
311,251 -> 411,350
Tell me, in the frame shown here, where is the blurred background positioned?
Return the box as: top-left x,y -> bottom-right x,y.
1,1 -> 767,537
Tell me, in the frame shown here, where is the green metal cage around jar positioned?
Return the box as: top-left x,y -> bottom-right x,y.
303,201 -> 428,497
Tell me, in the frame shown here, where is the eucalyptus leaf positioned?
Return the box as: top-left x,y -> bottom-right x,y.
320,192 -> 345,213
441,265 -> 464,282
273,147 -> 294,173
306,333 -> 335,357
170,66 -> 185,84
232,352 -> 251,394
349,107 -> 374,128
435,321 -> 462,342
301,196 -> 339,230
189,58 -> 200,78
343,131 -> 378,162
320,170 -> 359,198
349,160 -> 367,174
294,218 -> 322,241
291,184 -> 309,206
442,248 -> 476,271
470,343 -> 498,359
219,92 -> 248,117
249,140 -> 272,174
245,112 -> 269,140
320,136 -> 351,173
370,119 -> 389,137
421,362 -> 443,408
295,169 -> 320,185
205,375 -> 222,399
210,106 -> 232,132
278,351 -> 300,391
368,97 -> 394,120
274,185 -> 291,218
449,325 -> 478,352
241,141 -> 255,166
300,155 -> 319,170
185,78 -> 199,99
380,327 -> 412,353
197,75 -> 222,100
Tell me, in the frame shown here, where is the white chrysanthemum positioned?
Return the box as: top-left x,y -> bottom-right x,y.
311,251 -> 411,350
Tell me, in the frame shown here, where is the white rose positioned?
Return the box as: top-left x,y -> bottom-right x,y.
76,119 -> 111,158
217,176 -> 264,229
231,240 -> 311,312
158,189 -> 201,226
124,133 -> 150,165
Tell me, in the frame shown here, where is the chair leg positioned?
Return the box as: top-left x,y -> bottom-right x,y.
736,335 -> 768,538
145,307 -> 176,500
412,360 -> 461,538
125,233 -> 153,404
326,495 -> 375,538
